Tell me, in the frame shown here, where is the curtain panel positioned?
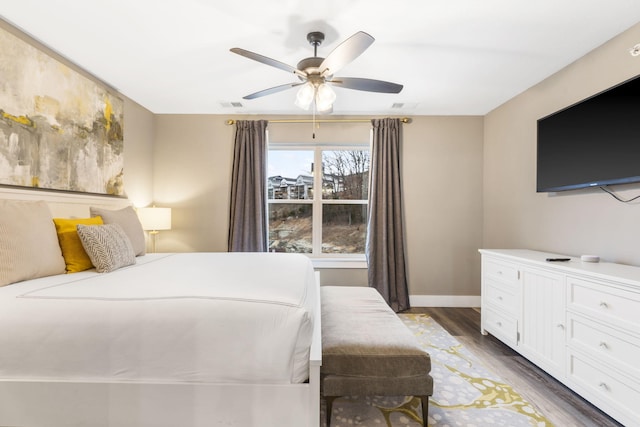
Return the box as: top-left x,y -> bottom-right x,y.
367,118 -> 410,312
228,120 -> 269,252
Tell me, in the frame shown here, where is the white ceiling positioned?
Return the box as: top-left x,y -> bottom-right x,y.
1,0 -> 640,116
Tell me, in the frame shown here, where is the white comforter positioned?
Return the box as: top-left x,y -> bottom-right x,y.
0,252 -> 317,384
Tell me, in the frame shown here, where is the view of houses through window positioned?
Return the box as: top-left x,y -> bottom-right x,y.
267,146 -> 369,255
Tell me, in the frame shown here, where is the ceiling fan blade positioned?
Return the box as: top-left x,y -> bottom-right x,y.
329,77 -> 403,93
242,82 -> 304,100
230,47 -> 304,77
319,31 -> 375,77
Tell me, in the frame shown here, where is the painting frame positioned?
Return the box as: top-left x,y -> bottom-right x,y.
0,24 -> 125,198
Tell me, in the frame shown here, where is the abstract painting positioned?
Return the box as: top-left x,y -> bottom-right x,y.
0,26 -> 124,196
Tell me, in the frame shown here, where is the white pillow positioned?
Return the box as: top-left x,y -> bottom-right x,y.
0,200 -> 66,287
77,224 -> 136,273
90,206 -> 146,256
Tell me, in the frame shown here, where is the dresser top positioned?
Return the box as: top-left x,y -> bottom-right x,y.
479,249 -> 640,289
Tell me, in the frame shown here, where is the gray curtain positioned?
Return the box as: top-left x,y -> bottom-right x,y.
366,118 -> 410,312
228,120 -> 268,252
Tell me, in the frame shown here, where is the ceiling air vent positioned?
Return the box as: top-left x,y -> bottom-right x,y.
391,102 -> 418,109
220,101 -> 244,108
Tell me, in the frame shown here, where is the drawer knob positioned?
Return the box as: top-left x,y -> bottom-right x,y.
599,342 -> 608,350
556,324 -> 565,330
599,382 -> 610,391
496,321 -> 502,327
497,271 -> 503,275
599,301 -> 609,309
497,296 -> 503,301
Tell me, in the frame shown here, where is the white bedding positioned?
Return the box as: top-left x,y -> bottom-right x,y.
0,252 -> 317,385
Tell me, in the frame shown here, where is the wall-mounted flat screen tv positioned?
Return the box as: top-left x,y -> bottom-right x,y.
537,74 -> 640,192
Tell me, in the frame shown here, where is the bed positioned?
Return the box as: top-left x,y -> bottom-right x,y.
0,191 -> 321,427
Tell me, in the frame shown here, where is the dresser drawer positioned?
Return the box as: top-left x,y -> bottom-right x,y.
567,313 -> 640,379
567,277 -> 640,331
482,307 -> 518,347
484,281 -> 519,315
483,259 -> 519,285
567,350 -> 640,425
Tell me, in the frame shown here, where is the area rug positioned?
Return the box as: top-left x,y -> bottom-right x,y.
322,313 -> 553,427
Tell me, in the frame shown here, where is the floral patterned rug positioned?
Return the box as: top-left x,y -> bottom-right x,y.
322,313 -> 553,427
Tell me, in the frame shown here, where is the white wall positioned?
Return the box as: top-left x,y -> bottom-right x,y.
484,22 -> 640,266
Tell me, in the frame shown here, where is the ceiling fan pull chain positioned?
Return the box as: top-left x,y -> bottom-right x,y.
312,104 -> 316,139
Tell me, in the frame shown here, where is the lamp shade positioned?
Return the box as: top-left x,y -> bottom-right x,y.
315,83 -> 336,112
294,82 -> 315,110
137,207 -> 172,231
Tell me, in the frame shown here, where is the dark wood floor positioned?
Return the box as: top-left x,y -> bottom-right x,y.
405,307 -> 624,427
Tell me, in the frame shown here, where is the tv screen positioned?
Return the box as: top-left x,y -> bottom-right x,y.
536,74 -> 640,192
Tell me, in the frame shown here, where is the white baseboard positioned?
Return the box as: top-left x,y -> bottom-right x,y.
410,295 -> 480,307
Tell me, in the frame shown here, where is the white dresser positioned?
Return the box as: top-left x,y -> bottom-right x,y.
479,249 -> 640,426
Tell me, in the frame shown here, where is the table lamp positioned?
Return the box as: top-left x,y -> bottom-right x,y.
137,206 -> 171,253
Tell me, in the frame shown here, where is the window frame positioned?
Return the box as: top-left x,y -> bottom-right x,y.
267,141 -> 370,264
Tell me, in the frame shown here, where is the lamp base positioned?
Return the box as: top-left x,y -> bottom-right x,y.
148,230 -> 159,253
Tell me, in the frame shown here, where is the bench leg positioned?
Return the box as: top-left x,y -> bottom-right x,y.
418,396 -> 429,427
324,396 -> 338,427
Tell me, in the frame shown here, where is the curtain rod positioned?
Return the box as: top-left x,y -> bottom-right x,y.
225,117 -> 411,125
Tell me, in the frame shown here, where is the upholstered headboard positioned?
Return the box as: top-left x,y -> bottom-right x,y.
0,187 -> 131,217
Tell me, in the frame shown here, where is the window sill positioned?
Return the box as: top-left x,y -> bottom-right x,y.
310,258 -> 368,269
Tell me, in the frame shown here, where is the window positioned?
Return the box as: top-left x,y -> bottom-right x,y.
267,144 -> 369,258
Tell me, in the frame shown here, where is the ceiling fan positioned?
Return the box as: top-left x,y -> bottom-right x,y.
230,31 -> 403,112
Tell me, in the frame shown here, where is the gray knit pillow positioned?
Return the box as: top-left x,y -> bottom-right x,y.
77,224 -> 136,273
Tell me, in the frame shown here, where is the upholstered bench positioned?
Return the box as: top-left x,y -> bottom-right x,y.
321,286 -> 433,427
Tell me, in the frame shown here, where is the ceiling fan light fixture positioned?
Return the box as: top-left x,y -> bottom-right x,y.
232,31 -> 402,113
315,83 -> 336,112
295,82 -> 315,110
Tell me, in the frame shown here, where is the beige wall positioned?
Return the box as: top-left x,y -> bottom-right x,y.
123,99 -> 155,205
153,115 -> 484,297
403,117 -> 484,296
484,22 -> 640,266
152,115 -> 235,252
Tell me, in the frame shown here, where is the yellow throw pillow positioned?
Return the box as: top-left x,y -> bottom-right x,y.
53,216 -> 104,273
